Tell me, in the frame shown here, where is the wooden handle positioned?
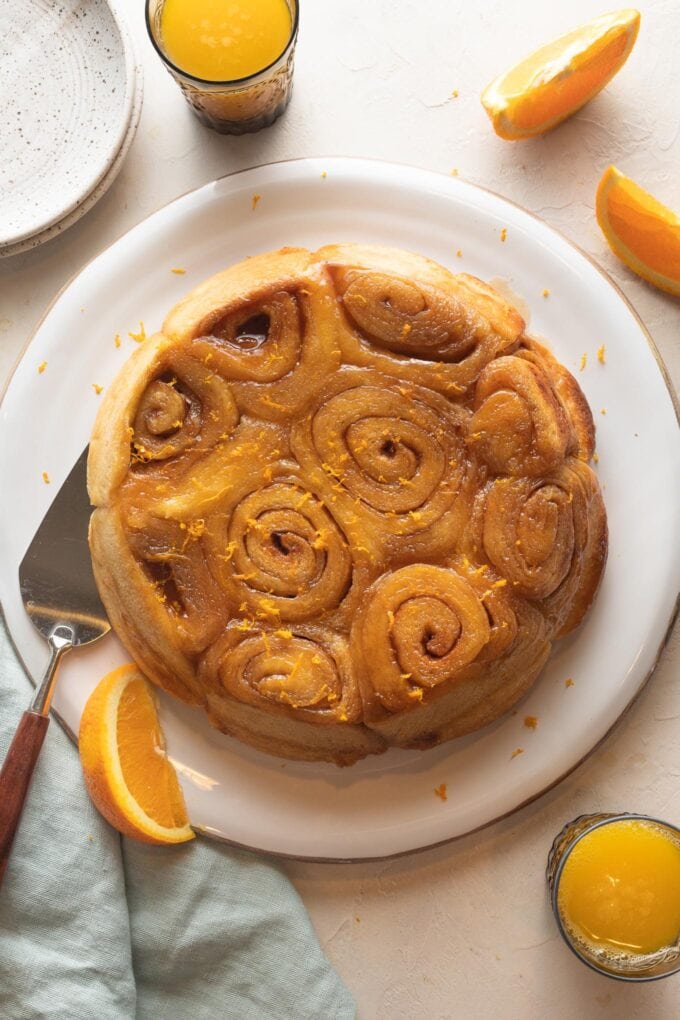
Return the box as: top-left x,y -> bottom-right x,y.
0,711 -> 49,887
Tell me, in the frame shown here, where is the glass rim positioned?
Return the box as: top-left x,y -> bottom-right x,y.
145,0 -> 300,88
551,813 -> 680,983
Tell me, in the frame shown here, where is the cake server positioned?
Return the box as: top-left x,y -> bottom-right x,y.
0,447 -> 109,886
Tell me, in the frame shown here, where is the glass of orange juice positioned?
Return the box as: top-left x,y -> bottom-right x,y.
146,0 -> 299,134
547,813 -> 680,981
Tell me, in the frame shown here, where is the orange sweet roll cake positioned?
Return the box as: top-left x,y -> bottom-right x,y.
88,244 -> 607,765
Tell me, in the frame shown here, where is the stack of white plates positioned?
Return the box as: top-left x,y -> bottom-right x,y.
0,0 -> 142,257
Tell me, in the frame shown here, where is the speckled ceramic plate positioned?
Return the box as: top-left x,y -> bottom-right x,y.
0,0 -> 138,252
1,159 -> 678,861
0,59 -> 143,259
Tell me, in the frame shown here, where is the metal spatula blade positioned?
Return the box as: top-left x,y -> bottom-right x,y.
1,446 -> 110,886
20,447 -> 109,657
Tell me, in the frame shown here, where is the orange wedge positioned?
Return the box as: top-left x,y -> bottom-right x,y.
596,165 -> 680,297
481,10 -> 640,140
79,664 -> 194,845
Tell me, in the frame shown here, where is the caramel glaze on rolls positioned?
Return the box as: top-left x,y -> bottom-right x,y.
88,243 -> 607,765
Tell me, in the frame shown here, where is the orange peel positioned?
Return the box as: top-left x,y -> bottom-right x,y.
79,664 -> 194,845
596,165 -> 680,297
482,10 -> 640,141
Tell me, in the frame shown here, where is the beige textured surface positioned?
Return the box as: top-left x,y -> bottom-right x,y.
1,1 -> 678,1015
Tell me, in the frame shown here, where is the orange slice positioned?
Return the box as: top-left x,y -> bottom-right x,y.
596,165 -> 680,297
481,10 -> 640,140
79,664 -> 194,845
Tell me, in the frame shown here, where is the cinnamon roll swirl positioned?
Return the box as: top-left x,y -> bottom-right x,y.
469,355 -> 572,476
518,337 -> 596,461
476,459 -> 607,636
203,476 -> 361,626
352,564 -> 493,718
320,243 -> 524,398
291,369 -> 478,560
89,331 -> 240,506
164,248 -> 341,422
88,243 -> 607,764
200,624 -> 385,764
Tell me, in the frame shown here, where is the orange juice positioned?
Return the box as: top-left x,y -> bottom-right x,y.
160,0 -> 292,82
557,818 -> 680,958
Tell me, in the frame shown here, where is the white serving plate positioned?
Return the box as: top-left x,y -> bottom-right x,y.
0,158 -> 678,861
0,0 -> 138,253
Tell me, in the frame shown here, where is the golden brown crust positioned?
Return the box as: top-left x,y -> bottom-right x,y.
89,507 -> 209,704
199,622 -> 386,765
519,337 -> 596,461
321,244 -> 525,400
204,693 -> 387,766
88,244 -> 607,764
88,332 -> 174,506
162,247 -> 313,342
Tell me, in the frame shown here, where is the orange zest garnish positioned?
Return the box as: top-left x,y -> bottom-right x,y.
434,783 -> 448,802
596,165 -> 680,297
481,10 -> 640,140
128,322 -> 147,344
79,664 -> 194,845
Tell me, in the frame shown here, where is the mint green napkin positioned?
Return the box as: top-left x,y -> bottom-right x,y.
0,622 -> 355,1020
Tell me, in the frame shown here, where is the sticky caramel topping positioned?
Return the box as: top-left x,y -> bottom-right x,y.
92,246 -> 606,740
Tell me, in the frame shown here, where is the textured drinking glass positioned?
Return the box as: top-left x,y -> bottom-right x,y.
145,0 -> 299,135
547,813 -> 680,982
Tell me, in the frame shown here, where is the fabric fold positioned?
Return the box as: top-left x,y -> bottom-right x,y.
0,623 -> 354,1020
